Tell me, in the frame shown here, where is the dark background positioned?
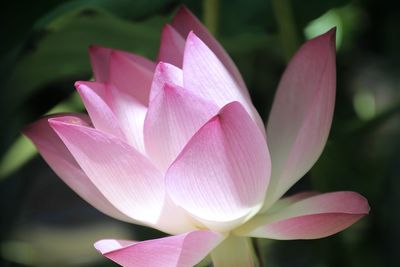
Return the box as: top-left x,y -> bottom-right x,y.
0,0 -> 399,266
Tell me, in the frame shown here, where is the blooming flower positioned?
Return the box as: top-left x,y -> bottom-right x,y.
24,7 -> 369,267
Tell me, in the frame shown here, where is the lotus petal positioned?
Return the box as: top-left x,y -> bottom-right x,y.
49,116 -> 193,233
264,29 -> 337,208
144,83 -> 218,171
236,191 -> 369,240
95,230 -> 223,267
166,102 -> 270,231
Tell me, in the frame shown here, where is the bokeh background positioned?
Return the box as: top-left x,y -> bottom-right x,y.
0,0 -> 399,266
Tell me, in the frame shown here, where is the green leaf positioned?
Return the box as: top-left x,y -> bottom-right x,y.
3,7 -> 166,113
1,6 -> 167,177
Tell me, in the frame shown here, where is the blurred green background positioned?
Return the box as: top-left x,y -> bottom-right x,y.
0,0 -> 399,266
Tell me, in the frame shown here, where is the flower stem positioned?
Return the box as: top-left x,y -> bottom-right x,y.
271,0 -> 300,62
203,0 -> 219,36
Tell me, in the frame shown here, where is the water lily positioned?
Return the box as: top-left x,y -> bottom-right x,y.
24,7 -> 369,267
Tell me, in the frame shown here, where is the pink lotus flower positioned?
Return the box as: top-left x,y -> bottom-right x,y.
24,7 -> 369,267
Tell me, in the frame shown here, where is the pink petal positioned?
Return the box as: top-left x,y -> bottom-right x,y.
23,114 -> 133,223
75,80 -> 146,152
108,50 -> 155,106
182,32 -> 265,134
144,83 -> 219,171
75,81 -> 125,140
157,24 -> 186,67
211,235 -> 255,267
149,62 -> 183,102
95,230 -> 223,267
172,6 -> 248,92
49,116 -> 194,233
106,84 -> 147,153
89,46 -> 112,82
100,50 -> 158,152
89,45 -> 155,84
166,102 -> 270,231
75,80 -> 107,101
236,191 -> 369,240
264,29 -> 337,208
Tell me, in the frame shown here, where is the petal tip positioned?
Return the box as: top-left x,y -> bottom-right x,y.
74,81 -> 83,89
314,27 -> 337,48
74,81 -> 91,93
218,101 -> 245,117
88,44 -> 99,52
21,122 -> 36,139
328,27 -> 337,36
161,23 -> 175,33
303,27 -> 337,52
93,240 -> 108,254
358,194 -> 371,215
342,191 -> 370,215
186,30 -> 197,42
88,45 -> 109,54
324,27 -> 337,45
48,116 -> 89,129
22,118 -> 49,140
94,239 -> 133,255
155,61 -> 168,71
174,4 -> 192,21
